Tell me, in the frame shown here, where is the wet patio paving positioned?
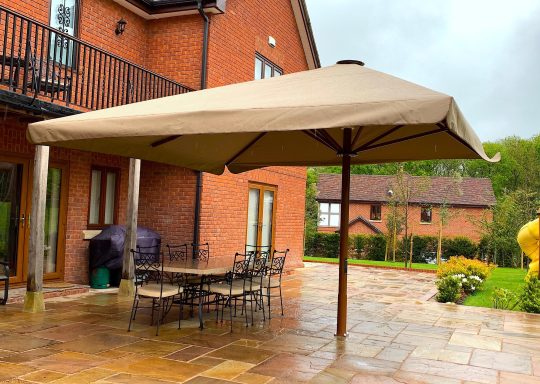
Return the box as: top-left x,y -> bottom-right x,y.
1,262 -> 540,383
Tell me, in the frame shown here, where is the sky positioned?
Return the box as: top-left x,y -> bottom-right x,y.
306,0 -> 540,142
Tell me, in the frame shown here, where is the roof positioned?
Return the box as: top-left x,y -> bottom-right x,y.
290,0 -> 321,69
317,174 -> 497,207
113,0 -> 226,19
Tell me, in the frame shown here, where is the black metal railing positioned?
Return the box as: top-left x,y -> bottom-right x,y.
0,6 -> 192,110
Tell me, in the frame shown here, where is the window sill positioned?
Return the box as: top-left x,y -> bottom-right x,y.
369,219 -> 382,223
419,222 -> 432,225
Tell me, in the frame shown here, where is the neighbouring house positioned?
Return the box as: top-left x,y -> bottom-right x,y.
0,0 -> 318,286
316,174 -> 496,241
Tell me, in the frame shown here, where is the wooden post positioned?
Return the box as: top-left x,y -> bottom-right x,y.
384,237 -> 389,262
23,145 -> 49,312
437,221 -> 443,265
521,251 -> 524,270
392,215 -> 397,262
336,128 -> 351,337
118,158 -> 141,297
409,234 -> 414,270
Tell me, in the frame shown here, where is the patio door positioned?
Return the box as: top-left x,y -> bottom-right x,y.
0,156 -> 67,283
0,157 -> 29,284
246,184 -> 277,253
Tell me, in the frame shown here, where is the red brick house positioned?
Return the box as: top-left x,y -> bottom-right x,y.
317,174 -> 496,241
0,0 -> 318,286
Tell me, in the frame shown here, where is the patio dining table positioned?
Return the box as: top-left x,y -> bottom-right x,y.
163,258 -> 233,329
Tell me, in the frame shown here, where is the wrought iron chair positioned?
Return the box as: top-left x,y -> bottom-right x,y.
245,244 -> 271,260
166,243 -> 189,263
192,243 -> 210,263
0,261 -> 9,305
207,252 -> 255,332
263,249 -> 288,318
127,248 -> 184,336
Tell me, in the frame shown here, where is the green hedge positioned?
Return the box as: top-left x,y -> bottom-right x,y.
305,232 -> 478,262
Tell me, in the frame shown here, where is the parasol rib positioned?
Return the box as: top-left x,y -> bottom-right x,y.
226,132 -> 267,166
301,130 -> 342,152
353,125 -> 403,153
361,127 -> 447,152
150,135 -> 182,148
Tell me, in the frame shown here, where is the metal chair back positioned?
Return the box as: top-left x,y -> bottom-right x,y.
269,249 -> 288,277
166,244 -> 189,263
245,244 -> 271,260
191,242 -> 210,263
131,248 -> 162,288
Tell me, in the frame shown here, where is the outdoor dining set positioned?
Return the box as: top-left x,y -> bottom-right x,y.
127,243 -> 288,335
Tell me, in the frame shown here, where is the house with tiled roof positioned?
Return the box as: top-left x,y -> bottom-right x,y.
316,174 -> 496,241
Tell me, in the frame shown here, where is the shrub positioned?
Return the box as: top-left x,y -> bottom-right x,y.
442,237 -> 478,259
411,235 -> 438,263
305,232 -> 341,258
437,256 -> 493,281
436,275 -> 462,303
351,235 -> 368,259
365,235 -> 387,261
520,276 -> 540,314
492,288 -> 519,310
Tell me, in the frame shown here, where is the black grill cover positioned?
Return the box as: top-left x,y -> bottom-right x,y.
89,225 -> 161,271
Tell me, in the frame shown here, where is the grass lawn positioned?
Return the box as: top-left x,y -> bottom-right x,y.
303,256 -> 438,270
463,267 -> 527,309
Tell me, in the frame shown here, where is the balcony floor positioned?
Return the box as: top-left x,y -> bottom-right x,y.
0,263 -> 538,383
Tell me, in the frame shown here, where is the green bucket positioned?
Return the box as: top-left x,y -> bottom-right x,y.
90,267 -> 110,289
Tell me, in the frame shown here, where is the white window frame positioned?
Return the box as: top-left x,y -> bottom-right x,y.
318,202 -> 340,227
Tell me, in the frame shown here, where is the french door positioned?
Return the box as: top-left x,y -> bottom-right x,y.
246,184 -> 277,253
0,155 -> 67,283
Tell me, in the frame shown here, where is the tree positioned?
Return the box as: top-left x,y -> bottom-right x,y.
304,168 -> 320,248
436,173 -> 463,264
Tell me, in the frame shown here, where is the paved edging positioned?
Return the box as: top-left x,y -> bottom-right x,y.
304,259 -> 437,274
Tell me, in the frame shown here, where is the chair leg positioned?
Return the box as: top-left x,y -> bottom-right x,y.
279,285 -> 284,316
250,293 -> 254,325
156,299 -> 162,336
260,290 -> 266,321
267,288 -> 272,320
229,296 -> 234,333
243,294 -> 249,327
128,295 -> 138,332
178,294 -> 183,330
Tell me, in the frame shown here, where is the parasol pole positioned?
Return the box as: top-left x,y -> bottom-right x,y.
336,128 -> 352,337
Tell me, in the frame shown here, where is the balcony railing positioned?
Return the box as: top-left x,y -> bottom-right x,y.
0,6 -> 192,111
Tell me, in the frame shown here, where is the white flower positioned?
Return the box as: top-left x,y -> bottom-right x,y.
462,278 -> 467,283
471,286 -> 476,291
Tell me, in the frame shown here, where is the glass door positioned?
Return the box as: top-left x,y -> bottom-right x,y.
246,184 -> 277,254
0,159 -> 28,283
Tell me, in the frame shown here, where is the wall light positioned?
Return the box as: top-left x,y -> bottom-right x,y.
115,18 -> 127,35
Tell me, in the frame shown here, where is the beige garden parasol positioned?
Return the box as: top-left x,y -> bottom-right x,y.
28,61 -> 499,335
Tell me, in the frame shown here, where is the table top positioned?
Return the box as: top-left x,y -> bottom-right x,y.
163,259 -> 233,275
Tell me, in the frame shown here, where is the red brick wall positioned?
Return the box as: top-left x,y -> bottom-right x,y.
145,15 -> 203,90
207,0 -> 308,87
138,161 -> 197,250
200,167 -> 306,269
318,202 -> 491,242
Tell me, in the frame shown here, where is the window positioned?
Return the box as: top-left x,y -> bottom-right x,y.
319,202 -> 340,227
49,0 -> 78,66
420,207 -> 432,223
254,53 -> 283,80
88,166 -> 119,228
370,204 -> 382,221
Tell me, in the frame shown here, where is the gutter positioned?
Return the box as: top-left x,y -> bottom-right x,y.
193,0 -> 210,248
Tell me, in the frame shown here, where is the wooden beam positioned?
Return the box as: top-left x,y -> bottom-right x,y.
23,145 -> 49,312
119,158 -> 141,297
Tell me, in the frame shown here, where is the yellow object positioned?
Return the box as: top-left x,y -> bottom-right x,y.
517,218 -> 540,278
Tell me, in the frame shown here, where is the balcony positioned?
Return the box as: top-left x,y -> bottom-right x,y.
0,6 -> 192,114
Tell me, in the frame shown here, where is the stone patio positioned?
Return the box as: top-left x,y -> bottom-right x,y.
1,262 -> 539,383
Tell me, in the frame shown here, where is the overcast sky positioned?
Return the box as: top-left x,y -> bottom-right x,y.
306,0 -> 540,142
